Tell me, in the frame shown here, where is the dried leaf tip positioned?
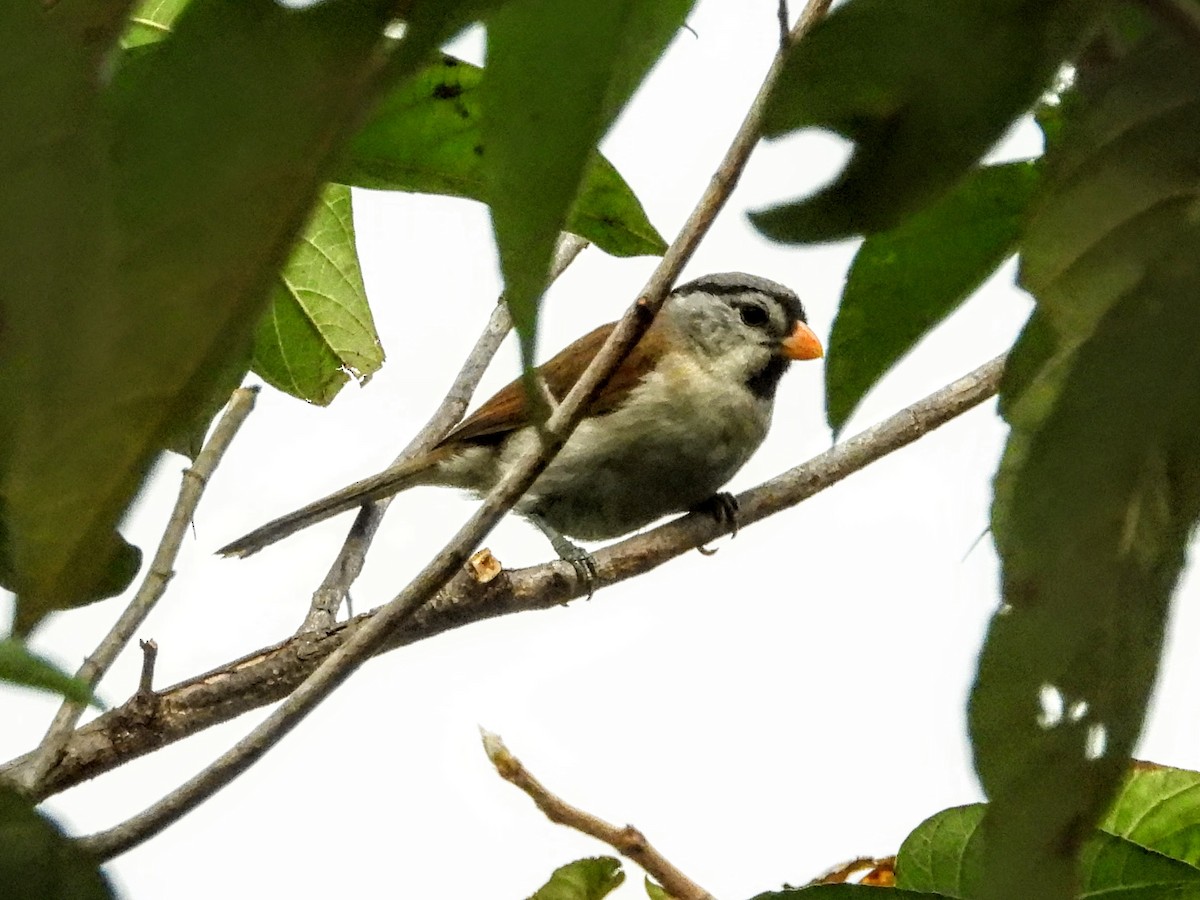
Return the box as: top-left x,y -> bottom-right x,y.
480,727 -> 507,764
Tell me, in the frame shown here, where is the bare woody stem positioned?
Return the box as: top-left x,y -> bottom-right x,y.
15,387 -> 258,795
483,730 -> 716,900
136,640 -> 158,698
7,353 -> 1004,805
300,234 -> 589,633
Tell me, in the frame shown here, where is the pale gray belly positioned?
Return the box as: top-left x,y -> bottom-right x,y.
433,364 -> 774,541
512,384 -> 770,540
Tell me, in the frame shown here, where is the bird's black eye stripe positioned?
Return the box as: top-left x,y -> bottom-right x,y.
738,304 -> 770,327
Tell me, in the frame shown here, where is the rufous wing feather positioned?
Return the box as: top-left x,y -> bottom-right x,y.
440,320 -> 670,446
219,319 -> 669,557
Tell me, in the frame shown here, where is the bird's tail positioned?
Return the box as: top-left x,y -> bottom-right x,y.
217,450 -> 449,558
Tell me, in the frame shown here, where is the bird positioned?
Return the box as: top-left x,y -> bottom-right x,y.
218,272 -> 823,576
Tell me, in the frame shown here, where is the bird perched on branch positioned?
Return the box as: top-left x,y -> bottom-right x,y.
219,272 -> 823,580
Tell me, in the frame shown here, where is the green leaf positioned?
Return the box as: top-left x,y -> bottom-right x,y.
972,28 -> 1200,900
748,885 -> 946,899
1102,766 -> 1200,867
644,878 -> 670,900
251,184 -> 383,405
483,0 -> 693,371
0,787 -> 114,899
895,804 -> 985,897
122,15 -> 379,412
528,857 -> 624,900
896,803 -> 1200,898
0,515 -> 142,631
751,0 -> 1091,242
0,639 -> 101,708
122,0 -> 190,48
339,55 -> 666,258
826,161 -> 1038,435
0,0 -> 416,631
0,0 -> 130,633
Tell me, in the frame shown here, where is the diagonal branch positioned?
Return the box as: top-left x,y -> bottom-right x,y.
3,353 -> 1003,803
300,234 -> 589,633
483,730 -> 716,900
15,386 -> 258,795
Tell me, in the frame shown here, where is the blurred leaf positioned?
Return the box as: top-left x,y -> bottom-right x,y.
0,787 -> 114,899
164,342 -> 254,460
0,639 -> 101,708
826,161 -> 1037,435
973,28 -> 1200,900
122,0 -> 190,47
896,803 -> 1200,897
1102,766 -> 1200,866
122,14 -> 379,413
751,0 -> 1091,242
483,0 -> 693,371
0,0 -> 131,632
528,857 -> 624,900
339,55 -> 666,257
644,878 -> 670,900
251,184 -> 383,405
1,0 -> 513,629
0,516 -> 141,634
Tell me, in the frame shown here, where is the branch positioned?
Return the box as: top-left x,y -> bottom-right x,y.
5,354 -> 1003,802
62,0 -> 836,860
299,234 -> 589,633
136,639 -> 158,699
482,730 -> 715,900
14,386 -> 258,795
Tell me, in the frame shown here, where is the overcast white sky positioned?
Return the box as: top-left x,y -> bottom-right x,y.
5,2 -> 1200,897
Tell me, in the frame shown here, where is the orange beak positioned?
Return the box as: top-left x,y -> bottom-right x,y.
781,320 -> 824,361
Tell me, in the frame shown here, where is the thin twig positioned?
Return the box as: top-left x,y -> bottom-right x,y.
14,353 -> 1004,801
778,0 -> 790,48
72,1 -> 831,857
482,730 -> 716,900
300,235 -> 589,633
16,387 -> 258,795
136,640 -> 158,699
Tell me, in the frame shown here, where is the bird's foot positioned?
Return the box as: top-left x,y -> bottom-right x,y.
694,492 -> 740,555
528,514 -> 599,600
557,543 -> 599,600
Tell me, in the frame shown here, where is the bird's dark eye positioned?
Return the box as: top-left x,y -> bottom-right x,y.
738,304 -> 769,327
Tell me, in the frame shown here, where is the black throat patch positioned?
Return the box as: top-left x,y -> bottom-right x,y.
746,354 -> 789,401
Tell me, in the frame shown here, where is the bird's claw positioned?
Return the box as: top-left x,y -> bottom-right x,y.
561,547 -> 599,600
693,492 -> 739,557
697,491 -> 740,536
713,492 -> 740,537
527,513 -> 599,600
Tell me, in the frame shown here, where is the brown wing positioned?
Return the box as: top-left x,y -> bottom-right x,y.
438,320 -> 669,447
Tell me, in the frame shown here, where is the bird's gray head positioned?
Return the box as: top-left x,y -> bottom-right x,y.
664,272 -> 817,399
